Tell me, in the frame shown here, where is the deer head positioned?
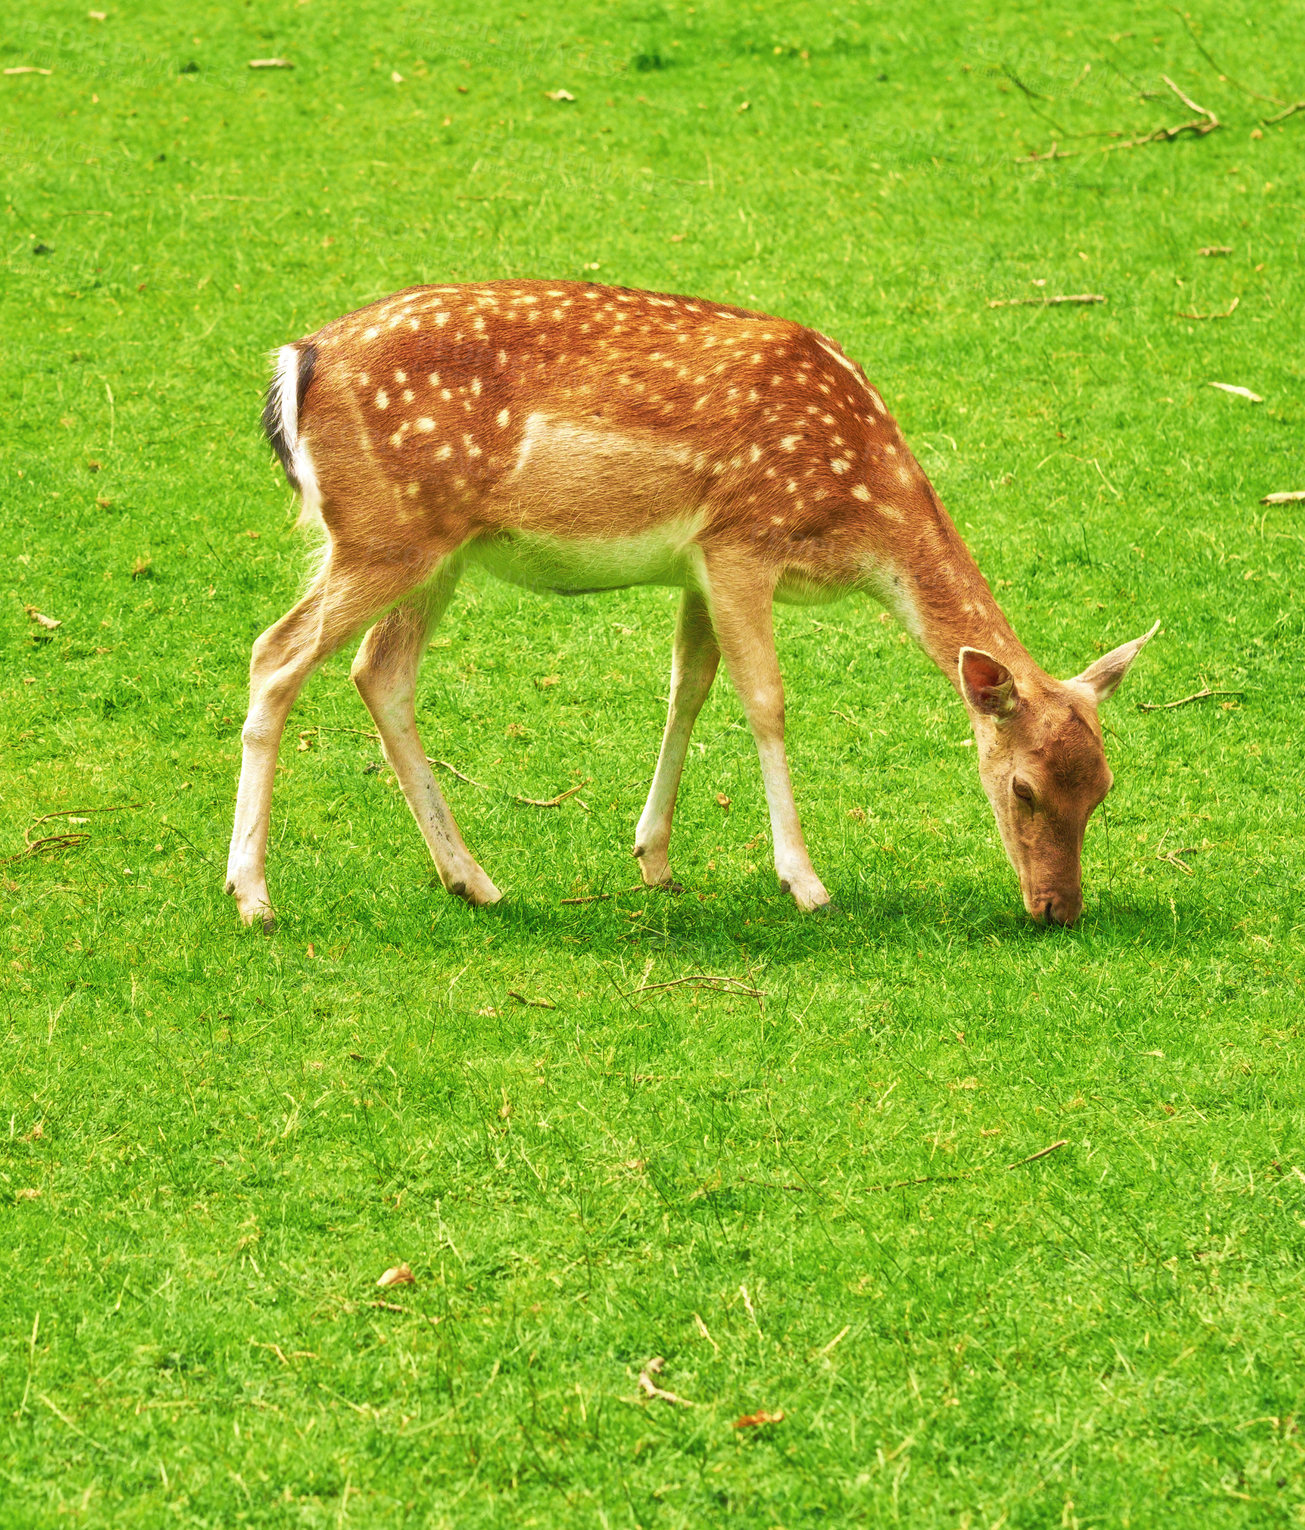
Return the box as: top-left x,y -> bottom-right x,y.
958,623 -> 1158,926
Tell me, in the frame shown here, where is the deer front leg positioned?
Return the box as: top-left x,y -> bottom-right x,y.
634,588 -> 720,888
701,551 -> 830,912
350,563 -> 501,908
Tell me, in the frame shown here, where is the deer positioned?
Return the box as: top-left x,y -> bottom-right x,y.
226,279 -> 1157,933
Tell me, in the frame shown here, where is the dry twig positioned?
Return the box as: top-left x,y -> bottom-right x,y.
430,759 -> 487,789
1154,829 -> 1200,876
1177,296 -> 1239,320
988,293 -> 1105,308
506,990 -> 557,1009
559,885 -> 644,905
513,782 -> 587,808
5,803 -> 140,866
636,1357 -> 694,1408
1261,490 -> 1305,505
1018,74 -> 1219,161
1208,381 -> 1262,403
622,974 -> 767,1001
1136,687 -> 1243,712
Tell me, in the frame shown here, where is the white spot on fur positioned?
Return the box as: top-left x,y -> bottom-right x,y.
375,390 -> 388,409
850,483 -> 871,502
781,435 -> 801,451
497,408 -> 510,427
416,417 -> 435,432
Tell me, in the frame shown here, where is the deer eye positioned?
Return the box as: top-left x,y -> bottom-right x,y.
1012,779 -> 1035,806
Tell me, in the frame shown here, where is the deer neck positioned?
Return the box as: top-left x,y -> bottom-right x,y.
873,498 -> 1039,694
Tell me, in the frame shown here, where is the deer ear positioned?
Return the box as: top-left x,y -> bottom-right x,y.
1072,620 -> 1161,704
958,648 -> 1019,718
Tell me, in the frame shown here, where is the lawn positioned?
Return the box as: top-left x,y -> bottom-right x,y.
3,1 -> 1304,1525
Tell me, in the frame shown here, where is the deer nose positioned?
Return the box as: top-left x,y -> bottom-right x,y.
1036,891 -> 1082,928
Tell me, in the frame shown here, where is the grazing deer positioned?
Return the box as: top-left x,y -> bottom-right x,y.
227,280 -> 1156,931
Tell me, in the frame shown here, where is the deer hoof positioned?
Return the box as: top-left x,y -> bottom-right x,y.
449,871 -> 502,907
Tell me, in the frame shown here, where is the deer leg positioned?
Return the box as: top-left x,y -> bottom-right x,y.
634,588 -> 720,887
351,561 -> 501,908
226,559 -> 414,929
701,552 -> 830,912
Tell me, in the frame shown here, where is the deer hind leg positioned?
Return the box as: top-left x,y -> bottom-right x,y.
634,588 -> 720,888
226,556 -> 416,929
350,558 -> 501,908
701,549 -> 830,912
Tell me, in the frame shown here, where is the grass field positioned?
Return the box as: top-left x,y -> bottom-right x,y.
3,1 -> 1304,1524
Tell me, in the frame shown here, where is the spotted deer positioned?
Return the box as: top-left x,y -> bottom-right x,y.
226,279 -> 1156,931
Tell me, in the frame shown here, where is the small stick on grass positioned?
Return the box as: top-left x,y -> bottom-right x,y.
560,885 -> 644,904
1007,1139 -> 1069,1168
431,759 -> 488,789
636,1358 -> 694,1408
1137,687 -> 1243,712
1017,73 -> 1219,161
5,803 -> 141,865
1263,101 -> 1305,126
304,723 -> 381,741
513,782 -> 587,808
988,293 -> 1105,308
1260,490 -> 1305,505
622,974 -> 768,1001
507,990 -> 557,1009
1177,296 -> 1239,321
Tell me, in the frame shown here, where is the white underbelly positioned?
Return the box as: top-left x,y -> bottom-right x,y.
467,517 -> 705,595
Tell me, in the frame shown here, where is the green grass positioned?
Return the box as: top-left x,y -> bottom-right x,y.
3,1 -> 1304,1524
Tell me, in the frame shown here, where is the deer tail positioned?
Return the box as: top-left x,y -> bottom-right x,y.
261,341 -> 322,528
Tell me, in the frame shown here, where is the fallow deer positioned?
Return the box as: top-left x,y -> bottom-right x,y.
226,280 -> 1156,931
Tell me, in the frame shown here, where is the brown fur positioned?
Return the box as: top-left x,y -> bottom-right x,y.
224,280 -> 1155,929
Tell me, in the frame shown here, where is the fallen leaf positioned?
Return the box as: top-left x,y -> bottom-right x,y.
25,607 -> 61,630
715,792 -> 731,810
88,10 -> 107,19
297,733 -> 314,752
1260,490 -> 1305,505
16,1188 -> 41,1201
669,233 -> 687,242
1196,245 -> 1232,256
951,1076 -> 979,1091
248,58 -> 293,69
5,66 -> 54,76
735,1408 -> 785,1428
545,88 -> 575,102
535,674 -> 561,688
131,557 -> 152,579
1208,381 -> 1263,403
377,1263 -> 414,1288
737,100 -> 750,112
391,71 -> 404,84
